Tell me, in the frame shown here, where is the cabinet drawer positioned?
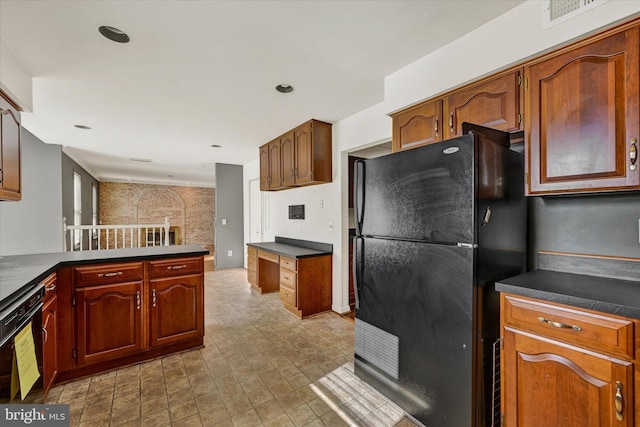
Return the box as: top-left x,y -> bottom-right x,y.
503,295 -> 634,359
247,256 -> 257,272
280,284 -> 296,307
148,257 -> 203,279
280,269 -> 297,288
74,262 -> 144,287
280,256 -> 297,271
42,272 -> 57,303
258,250 -> 279,264
247,246 -> 257,257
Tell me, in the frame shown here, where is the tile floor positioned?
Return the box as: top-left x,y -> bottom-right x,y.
46,267 -> 419,427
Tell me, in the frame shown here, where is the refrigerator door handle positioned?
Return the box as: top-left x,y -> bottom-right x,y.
354,159 -> 365,235
353,236 -> 363,310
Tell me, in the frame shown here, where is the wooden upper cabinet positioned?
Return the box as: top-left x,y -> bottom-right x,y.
281,131 -> 295,187
391,99 -> 443,151
259,138 -> 283,191
525,26 -> 640,195
0,92 -> 22,201
444,69 -> 522,139
258,119 -> 332,191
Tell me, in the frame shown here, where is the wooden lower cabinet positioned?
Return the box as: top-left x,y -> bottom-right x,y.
42,294 -> 58,395
55,256 -> 205,382
149,274 -> 204,347
279,255 -> 332,319
74,281 -> 144,367
501,293 -> 637,427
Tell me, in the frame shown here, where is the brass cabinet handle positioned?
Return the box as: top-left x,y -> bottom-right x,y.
449,112 -> 454,131
152,289 -> 157,308
136,291 -> 141,310
167,265 -> 187,270
434,117 -> 439,135
536,316 -> 582,331
615,381 -> 623,421
98,271 -> 123,278
0,168 -> 4,184
630,138 -> 637,171
45,284 -> 57,292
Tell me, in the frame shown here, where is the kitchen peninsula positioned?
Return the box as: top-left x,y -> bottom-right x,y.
0,244 -> 208,389
247,237 -> 332,318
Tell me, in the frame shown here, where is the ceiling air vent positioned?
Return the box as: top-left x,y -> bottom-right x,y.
543,0 -> 611,29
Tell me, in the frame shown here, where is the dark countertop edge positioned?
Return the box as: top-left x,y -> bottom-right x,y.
0,245 -> 209,311
496,269 -> 640,319
246,242 -> 332,259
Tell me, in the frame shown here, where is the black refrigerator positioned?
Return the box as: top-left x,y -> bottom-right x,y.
353,123 -> 526,427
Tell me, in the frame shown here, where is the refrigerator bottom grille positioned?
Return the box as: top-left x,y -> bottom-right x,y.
354,319 -> 399,380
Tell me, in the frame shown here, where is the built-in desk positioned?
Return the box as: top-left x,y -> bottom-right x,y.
247,237 -> 332,318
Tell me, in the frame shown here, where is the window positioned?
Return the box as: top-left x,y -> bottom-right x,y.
74,172 -> 82,248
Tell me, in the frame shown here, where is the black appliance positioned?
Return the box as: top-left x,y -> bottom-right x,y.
0,283 -> 45,403
353,123 -> 525,426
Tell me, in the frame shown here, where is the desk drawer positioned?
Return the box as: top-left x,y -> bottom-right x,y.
258,250 -> 279,264
42,272 -> 57,303
280,256 -> 297,271
503,294 -> 634,359
280,284 -> 296,307
149,257 -> 203,279
74,262 -> 144,287
280,269 -> 297,288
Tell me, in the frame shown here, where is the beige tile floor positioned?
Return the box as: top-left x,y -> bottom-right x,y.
46,267 -> 419,427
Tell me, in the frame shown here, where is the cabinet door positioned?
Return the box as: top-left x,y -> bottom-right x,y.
525,28 -> 640,194
149,275 -> 203,348
502,328 -> 633,427
444,69 -> 522,139
268,139 -> 282,190
75,281 -> 144,366
293,122 -> 313,185
259,143 -> 269,191
392,99 -> 443,152
42,295 -> 58,395
281,131 -> 296,187
0,94 -> 21,201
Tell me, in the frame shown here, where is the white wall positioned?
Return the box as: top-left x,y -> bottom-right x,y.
245,0 -> 640,314
0,129 -> 63,255
0,38 -> 33,111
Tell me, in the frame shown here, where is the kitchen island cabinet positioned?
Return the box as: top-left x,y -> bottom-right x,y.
525,23 -> 639,195
0,91 -> 22,201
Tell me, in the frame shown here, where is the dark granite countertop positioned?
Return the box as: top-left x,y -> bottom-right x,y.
247,236 -> 332,259
496,269 -> 640,319
0,244 -> 209,312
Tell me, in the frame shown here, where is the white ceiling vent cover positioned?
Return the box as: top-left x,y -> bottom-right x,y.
543,0 -> 611,29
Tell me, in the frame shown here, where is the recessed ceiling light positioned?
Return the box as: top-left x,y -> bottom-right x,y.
129,157 -> 152,163
275,84 -> 294,93
98,25 -> 130,43
211,144 -> 222,148
74,124 -> 91,129
167,174 -> 174,178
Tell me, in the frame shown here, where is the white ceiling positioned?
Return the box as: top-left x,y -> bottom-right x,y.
0,0 -> 523,187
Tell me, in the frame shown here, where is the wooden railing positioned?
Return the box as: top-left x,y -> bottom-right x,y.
63,217 -> 170,251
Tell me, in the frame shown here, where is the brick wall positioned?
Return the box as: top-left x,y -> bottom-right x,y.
99,182 -> 215,256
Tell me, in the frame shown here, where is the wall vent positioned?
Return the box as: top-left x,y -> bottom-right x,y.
543,0 -> 611,29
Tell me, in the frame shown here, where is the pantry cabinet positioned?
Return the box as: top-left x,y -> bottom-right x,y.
501,293 -> 637,427
0,92 -> 21,201
259,119 -> 332,191
525,25 -> 639,195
